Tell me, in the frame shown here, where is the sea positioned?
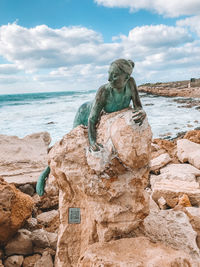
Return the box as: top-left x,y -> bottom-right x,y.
0,90 -> 199,145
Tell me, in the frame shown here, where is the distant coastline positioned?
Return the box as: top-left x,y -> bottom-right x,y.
138,78 -> 200,97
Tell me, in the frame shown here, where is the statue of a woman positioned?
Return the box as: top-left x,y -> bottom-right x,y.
36,59 -> 146,195
73,58 -> 146,151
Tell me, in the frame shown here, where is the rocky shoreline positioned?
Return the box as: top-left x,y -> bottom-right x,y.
138,79 -> 200,98
1,115 -> 200,265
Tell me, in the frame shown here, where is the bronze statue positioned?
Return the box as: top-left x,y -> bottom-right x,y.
73,58 -> 146,151
36,59 -> 146,195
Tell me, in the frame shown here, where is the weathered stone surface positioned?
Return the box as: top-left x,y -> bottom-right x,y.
37,210 -> 59,225
31,229 -> 57,250
34,251 -> 53,267
150,153 -> 171,172
185,207 -> 200,248
25,217 -> 38,231
5,229 -> 33,256
49,109 -> 152,267
33,193 -> 58,211
177,139 -> 200,169
78,237 -> 198,266
152,179 -> 200,207
184,130 -> 200,144
160,163 -> 200,177
144,209 -> 200,259
23,254 -> 41,267
0,178 -> 34,244
0,132 -> 50,185
4,255 -> 24,267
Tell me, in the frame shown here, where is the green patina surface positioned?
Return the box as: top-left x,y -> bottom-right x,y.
36,59 -> 146,195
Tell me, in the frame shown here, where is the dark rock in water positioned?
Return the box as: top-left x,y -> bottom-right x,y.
46,121 -> 55,125
19,184 -> 35,196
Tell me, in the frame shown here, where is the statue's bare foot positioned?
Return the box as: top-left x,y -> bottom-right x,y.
89,142 -> 103,152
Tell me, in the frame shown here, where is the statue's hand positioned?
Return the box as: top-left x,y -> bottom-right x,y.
132,109 -> 146,126
89,142 -> 103,152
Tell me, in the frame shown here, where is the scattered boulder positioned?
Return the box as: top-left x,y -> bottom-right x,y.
152,180 -> 200,207
150,152 -> 171,172
144,209 -> 200,258
78,237 -> 198,266
49,109 -> 152,266
37,210 -> 59,226
0,178 -> 34,244
160,163 -> 200,177
24,217 -> 38,231
23,254 -> 41,267
4,255 -> 24,267
31,229 -> 57,250
34,251 -> 53,267
177,139 -> 200,169
0,132 -> 50,186
184,130 -> 200,144
5,229 -> 33,256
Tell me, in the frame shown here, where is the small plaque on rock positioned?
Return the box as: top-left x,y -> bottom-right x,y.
68,207 -> 81,224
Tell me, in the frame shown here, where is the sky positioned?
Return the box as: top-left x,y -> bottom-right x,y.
0,0 -> 200,94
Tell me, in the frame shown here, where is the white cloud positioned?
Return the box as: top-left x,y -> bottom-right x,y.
94,0 -> 200,17
0,22 -> 199,94
177,16 -> 200,37
0,64 -> 21,74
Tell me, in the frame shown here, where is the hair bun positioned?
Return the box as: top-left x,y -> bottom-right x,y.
128,60 -> 135,69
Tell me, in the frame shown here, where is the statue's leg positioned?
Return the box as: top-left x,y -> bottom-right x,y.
36,166 -> 51,196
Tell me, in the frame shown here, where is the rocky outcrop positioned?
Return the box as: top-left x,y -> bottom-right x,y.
138,80 -> 200,97
0,132 -> 50,185
0,178 -> 34,244
78,237 -> 198,266
48,109 -> 152,267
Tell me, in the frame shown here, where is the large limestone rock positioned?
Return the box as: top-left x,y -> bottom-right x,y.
48,109 -> 152,267
78,237 -> 198,266
144,208 -> 200,258
0,132 -> 50,185
177,139 -> 200,169
0,179 -> 34,244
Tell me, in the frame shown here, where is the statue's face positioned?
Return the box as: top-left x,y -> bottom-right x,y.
108,64 -> 128,89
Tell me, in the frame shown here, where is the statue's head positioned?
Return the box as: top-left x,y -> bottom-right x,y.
108,59 -> 134,89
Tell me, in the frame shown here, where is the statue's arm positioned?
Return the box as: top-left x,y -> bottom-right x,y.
129,77 -> 146,125
88,86 -> 107,151
129,77 -> 143,109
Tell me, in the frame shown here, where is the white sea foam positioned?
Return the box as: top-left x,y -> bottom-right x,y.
0,91 -> 198,144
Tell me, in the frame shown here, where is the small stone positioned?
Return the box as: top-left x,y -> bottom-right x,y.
37,209 -> 59,225
19,184 -> 35,196
34,252 -> 53,267
33,247 -> 56,256
150,153 -> 171,172
177,194 -> 192,207
5,229 -> 33,256
158,196 -> 167,210
4,255 -> 24,267
23,254 -> 41,267
25,217 -> 38,231
31,229 -> 57,250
